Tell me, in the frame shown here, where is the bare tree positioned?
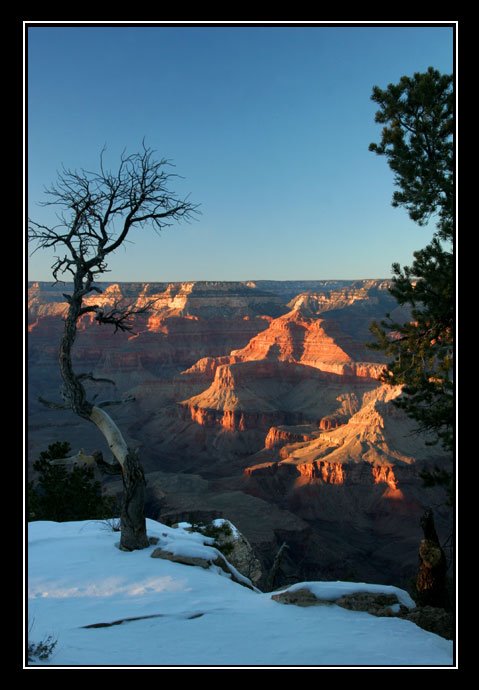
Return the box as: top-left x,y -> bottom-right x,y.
29,144 -> 198,550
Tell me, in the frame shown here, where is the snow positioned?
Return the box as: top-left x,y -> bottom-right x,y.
212,517 -> 240,538
147,521 -> 254,588
27,519 -> 453,667
280,580 -> 416,609
175,518 -> 240,540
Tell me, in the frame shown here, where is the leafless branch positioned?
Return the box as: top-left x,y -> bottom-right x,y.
38,396 -> 70,410
93,299 -> 157,334
28,145 -> 199,280
77,372 -> 116,386
97,395 -> 136,408
29,144 -> 197,550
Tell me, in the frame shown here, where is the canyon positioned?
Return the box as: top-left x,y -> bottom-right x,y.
27,279 -> 451,589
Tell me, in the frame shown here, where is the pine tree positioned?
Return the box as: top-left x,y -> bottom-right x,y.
369,67 -> 453,242
368,68 -> 454,499
28,442 -> 116,521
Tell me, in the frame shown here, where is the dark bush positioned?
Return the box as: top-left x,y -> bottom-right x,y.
28,635 -> 57,662
28,442 -> 116,522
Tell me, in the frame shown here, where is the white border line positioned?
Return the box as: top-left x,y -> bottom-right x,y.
23,19 -> 458,671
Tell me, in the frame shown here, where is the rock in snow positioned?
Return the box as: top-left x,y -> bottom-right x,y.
272,584 -> 413,617
27,519 -> 453,667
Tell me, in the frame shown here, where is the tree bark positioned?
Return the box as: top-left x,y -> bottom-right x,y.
118,451 -> 149,551
58,277 -> 149,551
416,508 -> 448,608
266,542 -> 289,591
88,406 -> 148,550
89,406 -> 128,464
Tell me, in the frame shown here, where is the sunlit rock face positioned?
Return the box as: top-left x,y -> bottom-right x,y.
28,280 -> 450,588
265,425 -> 318,450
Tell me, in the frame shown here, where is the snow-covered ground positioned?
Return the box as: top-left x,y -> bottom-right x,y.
27,519 -> 453,667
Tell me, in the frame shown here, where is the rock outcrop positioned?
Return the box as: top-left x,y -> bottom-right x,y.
242,384 -> 451,574
150,542 -> 255,589
228,308 -> 383,377
400,606 -> 453,640
180,360 -> 378,432
264,425 -> 319,450
206,519 -> 263,584
271,588 -> 402,617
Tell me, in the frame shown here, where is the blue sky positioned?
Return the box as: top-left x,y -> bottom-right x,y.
27,24 -> 453,281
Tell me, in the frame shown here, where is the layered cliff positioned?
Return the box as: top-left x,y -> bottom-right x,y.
28,282 -> 279,382
264,424 -> 319,450
29,280 -> 286,321
244,384 -> 449,505
287,280 -> 393,314
181,307 -> 385,391
180,359 -> 378,432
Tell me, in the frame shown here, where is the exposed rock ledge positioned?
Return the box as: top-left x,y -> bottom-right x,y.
271,583 -> 453,640
272,588 -> 402,617
151,546 -> 255,590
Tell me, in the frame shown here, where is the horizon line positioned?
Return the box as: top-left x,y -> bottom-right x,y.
28,277 -> 390,284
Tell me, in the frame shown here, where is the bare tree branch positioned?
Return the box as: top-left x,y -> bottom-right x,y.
38,396 -> 70,410
29,144 -> 198,551
92,450 -> 123,475
97,395 -> 136,408
77,372 -> 116,386
93,299 -> 157,334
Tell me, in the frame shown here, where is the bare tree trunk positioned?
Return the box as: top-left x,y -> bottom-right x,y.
119,451 -> 149,551
29,145 -> 198,552
88,407 -> 148,550
266,542 -> 289,591
89,406 -> 128,464
58,276 -> 149,551
416,508 -> 448,608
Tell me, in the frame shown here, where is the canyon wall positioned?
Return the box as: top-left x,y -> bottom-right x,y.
28,279 -> 450,587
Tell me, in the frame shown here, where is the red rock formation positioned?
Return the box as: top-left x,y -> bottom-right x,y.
371,465 -> 404,500
295,460 -> 346,484
220,309 -> 385,380
230,310 -> 351,363
182,402 -> 303,433
286,280 -> 393,315
244,458 -> 376,489
265,425 -> 318,450
244,385 -> 450,512
319,416 -> 343,431
180,360 -> 378,434
181,355 -> 244,382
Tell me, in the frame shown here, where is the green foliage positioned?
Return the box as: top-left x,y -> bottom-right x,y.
369,238 -> 453,451
28,635 -> 57,662
369,66 -> 453,241
28,442 -> 116,522
190,520 -> 235,558
368,68 -> 454,497
419,467 -> 454,507
368,68 -> 454,448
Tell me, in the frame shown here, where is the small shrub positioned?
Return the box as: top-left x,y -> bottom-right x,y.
28,635 -> 57,662
101,516 -> 121,532
28,441 -> 116,522
190,520 -> 235,558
